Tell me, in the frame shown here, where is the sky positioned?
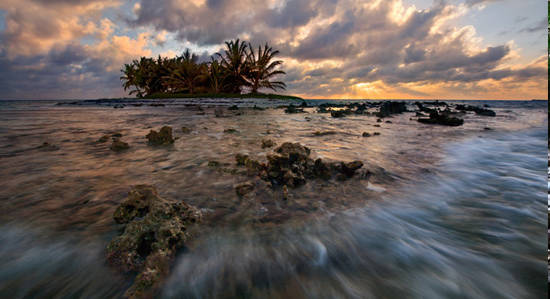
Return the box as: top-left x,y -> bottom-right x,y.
0,0 -> 547,100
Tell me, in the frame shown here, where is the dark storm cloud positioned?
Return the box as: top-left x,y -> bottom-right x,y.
0,46 -> 122,100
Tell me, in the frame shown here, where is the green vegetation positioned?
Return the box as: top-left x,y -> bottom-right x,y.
120,39 -> 292,98
145,92 -> 302,100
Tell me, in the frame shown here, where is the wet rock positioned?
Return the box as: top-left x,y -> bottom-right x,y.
373,124 -> 381,127
261,139 -> 275,148
376,101 -> 407,118
284,104 -> 305,114
228,105 -> 239,111
373,132 -> 381,136
362,132 -> 371,137
385,120 -> 392,124
418,111 -> 464,126
234,143 -> 365,187
235,182 -> 254,196
97,135 -> 110,143
340,161 -> 364,177
455,104 -> 496,116
224,128 -> 238,133
235,153 -> 249,166
107,185 -> 201,298
111,132 -> 123,138
330,109 -> 352,118
113,104 -> 125,109
146,126 -> 174,145
252,105 -> 265,110
181,127 -> 191,134
149,103 -> 165,107
110,139 -> 129,151
313,131 -> 337,136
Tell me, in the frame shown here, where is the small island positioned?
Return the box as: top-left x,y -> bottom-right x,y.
120,39 -> 301,100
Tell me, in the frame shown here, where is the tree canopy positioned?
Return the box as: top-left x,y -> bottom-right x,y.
120,39 -> 287,98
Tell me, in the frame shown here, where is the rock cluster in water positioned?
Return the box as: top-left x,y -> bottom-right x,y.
146,126 -> 174,145
376,101 -> 407,118
417,110 -> 464,126
106,185 -> 201,298
235,142 -> 365,189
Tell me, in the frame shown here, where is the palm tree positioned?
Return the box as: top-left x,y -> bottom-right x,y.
164,49 -> 208,94
246,42 -> 286,93
120,62 -> 143,97
208,58 -> 225,93
216,39 -> 250,93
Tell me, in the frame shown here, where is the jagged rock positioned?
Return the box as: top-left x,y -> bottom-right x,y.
107,185 -> 201,298
376,101 -> 407,118
146,126 -> 174,145
313,131 -> 337,136
235,153 -> 249,166
284,104 -> 305,114
455,104 -> 496,116
110,139 -> 129,151
98,135 -> 110,143
261,139 -> 275,148
330,109 -> 352,118
235,182 -> 254,196
340,161 -> 364,177
418,111 -> 464,126
224,128 -> 238,133
233,143 -> 365,187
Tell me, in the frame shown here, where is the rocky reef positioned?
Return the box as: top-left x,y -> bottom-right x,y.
418,111 -> 464,126
235,142 -> 365,189
146,126 -> 174,145
106,185 -> 201,298
376,101 -> 407,118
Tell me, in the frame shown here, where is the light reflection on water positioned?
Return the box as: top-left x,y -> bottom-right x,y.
0,99 -> 547,298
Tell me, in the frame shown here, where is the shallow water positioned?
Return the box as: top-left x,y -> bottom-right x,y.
0,99 -> 547,298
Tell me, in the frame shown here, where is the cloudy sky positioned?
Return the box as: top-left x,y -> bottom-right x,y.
0,0 -> 547,100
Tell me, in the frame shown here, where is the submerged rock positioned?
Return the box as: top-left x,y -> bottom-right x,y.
455,104 -> 496,116
235,142 -> 365,188
224,128 -> 238,133
313,131 -> 337,136
110,139 -> 129,151
235,182 -> 255,196
146,126 -> 174,145
107,185 -> 201,298
284,104 -> 305,114
418,111 -> 464,126
97,135 -> 110,143
362,132 -> 371,137
261,139 -> 276,148
376,101 -> 407,118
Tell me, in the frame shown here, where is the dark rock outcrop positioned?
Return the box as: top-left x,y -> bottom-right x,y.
146,126 -> 174,145
376,101 -> 407,118
418,111 -> 464,126
110,139 -> 130,151
107,185 -> 201,298
235,142 -> 365,188
455,104 -> 496,116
